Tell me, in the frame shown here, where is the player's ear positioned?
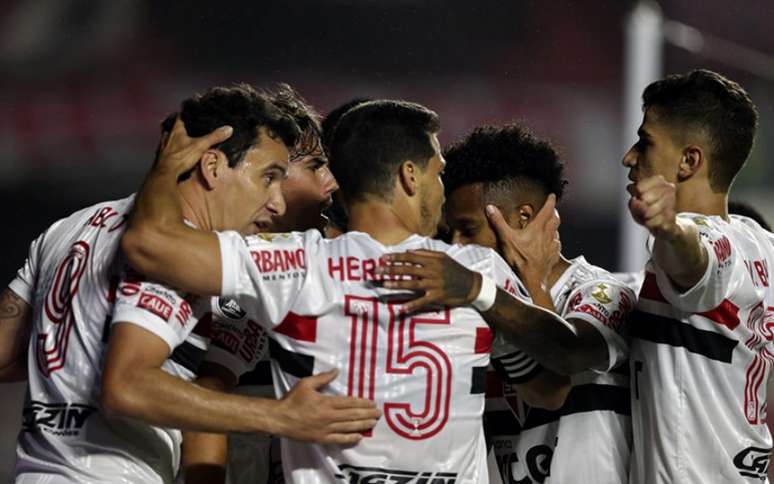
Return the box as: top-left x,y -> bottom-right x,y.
678,145 -> 703,182
398,160 -> 419,197
507,203 -> 535,229
198,150 -> 226,190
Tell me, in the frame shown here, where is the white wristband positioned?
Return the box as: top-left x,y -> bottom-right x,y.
472,275 -> 497,312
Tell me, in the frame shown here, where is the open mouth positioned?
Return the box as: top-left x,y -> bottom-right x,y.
254,220 -> 272,231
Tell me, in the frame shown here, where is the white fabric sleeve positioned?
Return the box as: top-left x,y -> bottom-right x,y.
563,278 -> 635,372
203,297 -> 270,378
652,214 -> 737,312
111,269 -> 200,353
8,230 -> 48,304
216,230 -> 314,329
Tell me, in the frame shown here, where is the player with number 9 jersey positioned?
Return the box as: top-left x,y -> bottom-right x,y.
216,228 -> 530,483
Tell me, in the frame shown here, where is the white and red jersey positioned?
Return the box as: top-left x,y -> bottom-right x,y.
6,195 -> 259,484
6,195 -> 179,484
215,229 -> 529,483
630,213 -> 774,483
486,256 -> 635,484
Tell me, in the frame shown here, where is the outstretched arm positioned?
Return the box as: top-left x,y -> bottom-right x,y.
121,119 -> 232,295
0,288 -> 32,382
101,322 -> 380,443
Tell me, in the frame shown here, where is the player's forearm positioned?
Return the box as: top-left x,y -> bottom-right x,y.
181,374 -> 233,484
482,289 -> 584,375
652,219 -> 708,291
516,369 -> 570,411
122,170 -> 223,296
101,367 -> 280,434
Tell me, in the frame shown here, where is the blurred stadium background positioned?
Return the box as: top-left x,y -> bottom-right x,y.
2,0 -> 773,479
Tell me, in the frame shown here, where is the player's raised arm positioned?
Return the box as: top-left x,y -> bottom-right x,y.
628,175 -> 707,291
486,197 -> 630,374
121,118 -> 233,296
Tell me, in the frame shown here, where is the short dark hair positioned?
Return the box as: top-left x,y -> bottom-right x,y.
642,69 -> 758,192
329,100 -> 440,201
729,200 -> 771,231
443,123 -> 567,206
321,98 -> 372,156
179,83 -> 300,167
267,83 -> 323,160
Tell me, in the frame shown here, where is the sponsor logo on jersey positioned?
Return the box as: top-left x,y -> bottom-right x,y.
733,445 -> 771,480
22,401 -> 95,437
251,249 -> 306,278
137,292 -> 173,321
335,464 -> 457,483
493,440 -> 553,484
218,297 -> 247,320
591,283 -> 613,304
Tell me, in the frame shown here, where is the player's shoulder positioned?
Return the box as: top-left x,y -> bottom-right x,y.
34,195 -> 134,249
564,256 -> 635,296
243,229 -> 322,249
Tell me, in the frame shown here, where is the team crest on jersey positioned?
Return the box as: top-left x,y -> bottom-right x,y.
591,283 -> 613,304
335,464 -> 457,483
218,297 -> 247,320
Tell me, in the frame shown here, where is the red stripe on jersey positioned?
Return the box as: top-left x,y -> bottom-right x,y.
475,327 -> 493,354
698,299 -> 740,331
274,312 -> 318,342
639,272 -> 667,303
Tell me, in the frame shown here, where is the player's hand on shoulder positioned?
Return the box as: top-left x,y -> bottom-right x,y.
628,175 -> 680,239
153,117 -> 233,177
274,369 -> 381,445
485,193 -> 561,290
379,249 -> 481,314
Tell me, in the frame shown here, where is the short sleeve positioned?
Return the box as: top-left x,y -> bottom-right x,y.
563,278 -> 635,372
202,297 -> 269,379
216,230 -> 315,329
9,230 -> 48,304
652,214 -> 737,312
111,267 -> 202,353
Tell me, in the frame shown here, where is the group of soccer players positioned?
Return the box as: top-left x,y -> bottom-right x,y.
1,69 -> 773,484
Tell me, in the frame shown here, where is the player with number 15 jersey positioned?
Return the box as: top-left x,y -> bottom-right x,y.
216,228 -> 529,483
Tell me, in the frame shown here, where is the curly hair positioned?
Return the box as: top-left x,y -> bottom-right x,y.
443,123 -> 567,205
642,69 -> 758,192
267,83 -> 323,160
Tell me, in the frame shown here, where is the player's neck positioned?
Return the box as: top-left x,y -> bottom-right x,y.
347,198 -> 418,246
177,181 -> 214,231
547,255 -> 573,289
676,183 -> 728,220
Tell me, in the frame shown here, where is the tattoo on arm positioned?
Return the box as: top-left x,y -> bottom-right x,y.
0,290 -> 25,322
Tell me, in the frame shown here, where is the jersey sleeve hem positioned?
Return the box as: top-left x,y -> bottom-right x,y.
111,305 -> 181,353
652,236 -> 716,312
564,312 -> 628,372
217,231 -> 242,298
8,278 -> 33,305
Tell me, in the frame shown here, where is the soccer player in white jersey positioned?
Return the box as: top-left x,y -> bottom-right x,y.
621,69 -> 774,483
182,85 -> 340,484
442,124 -> 635,484
0,84 -> 379,484
120,99 -> 574,483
